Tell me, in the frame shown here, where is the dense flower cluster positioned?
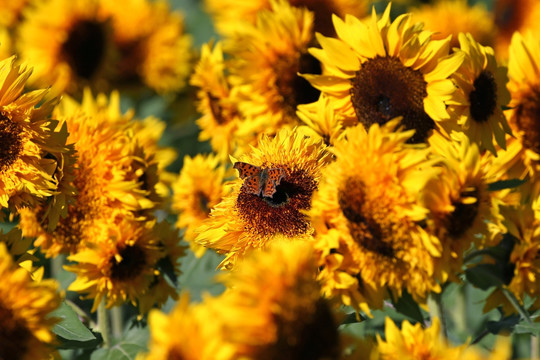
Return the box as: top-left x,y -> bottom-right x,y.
2,0 -> 540,358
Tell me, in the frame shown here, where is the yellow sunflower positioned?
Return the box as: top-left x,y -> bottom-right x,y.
190,42 -> 246,159
142,294 -> 235,360
377,317 -> 466,360
18,90 -> 166,256
196,128 -> 329,270
0,242 -> 61,360
421,133 -> 500,281
484,182 -> 540,313
302,4 -> 464,144
226,0 -> 321,135
205,0 -> 369,37
172,154 -> 228,257
311,120 -> 442,307
0,56 -> 70,215
65,218 -> 181,313
17,0 -> 114,95
494,0 -> 540,59
411,0 -> 495,49
445,33 -> 511,154
97,0 -> 192,93
212,241 -> 341,359
505,31 -> 540,175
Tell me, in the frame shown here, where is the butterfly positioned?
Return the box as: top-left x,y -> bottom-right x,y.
233,162 -> 286,198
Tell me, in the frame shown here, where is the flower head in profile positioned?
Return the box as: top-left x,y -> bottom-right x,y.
445,33 -> 511,154
196,128 -> 329,269
0,56 -> 70,216
311,120 -> 442,309
0,242 -> 61,359
172,154 -> 228,257
421,133 -> 500,281
504,31 -> 540,176
213,241 -> 341,359
190,42 -> 246,159
302,4 -> 463,144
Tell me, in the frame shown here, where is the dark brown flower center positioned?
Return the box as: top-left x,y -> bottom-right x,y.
0,301 -> 32,360
446,188 -> 480,239
469,70 -> 498,123
513,85 -> 540,153
338,178 -> 395,257
236,168 -> 316,237
61,20 -> 107,79
0,114 -> 22,172
494,0 -> 525,36
350,56 -> 434,143
110,244 -> 147,281
274,52 -> 321,121
263,297 -> 340,360
196,191 -> 211,216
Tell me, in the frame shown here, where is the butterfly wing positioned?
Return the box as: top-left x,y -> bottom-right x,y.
234,162 -> 260,179
243,175 -> 262,196
262,168 -> 286,198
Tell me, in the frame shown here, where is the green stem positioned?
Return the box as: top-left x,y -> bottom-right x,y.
65,299 -> 97,329
501,288 -> 533,325
531,334 -> 539,360
97,302 -> 111,348
111,306 -> 123,339
428,291 -> 448,339
50,255 -> 64,283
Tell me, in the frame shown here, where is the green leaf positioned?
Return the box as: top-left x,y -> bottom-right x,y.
514,322 -> 540,336
341,312 -> 367,325
393,290 -> 425,324
487,178 -> 527,191
90,344 -> 146,360
52,302 -> 99,349
465,264 -> 510,290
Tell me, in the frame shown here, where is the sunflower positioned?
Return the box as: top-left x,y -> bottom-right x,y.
18,90 -> 166,257
205,0 -> 369,37
225,0 -> 321,135
97,0 -> 192,93
411,0 -> 495,49
172,154 -> 228,257
484,183 -> 540,313
16,0 -> 113,95
505,31 -> 540,175
0,242 -> 61,360
310,120 -> 442,307
196,128 -> 329,270
445,33 -> 511,154
0,56 -> 70,215
190,42 -> 246,159
65,218 -> 180,313
143,294 -> 236,360
213,241 -> 341,359
421,133 -> 500,281
494,0 -> 540,59
302,4 -> 463,144
377,317 -> 466,360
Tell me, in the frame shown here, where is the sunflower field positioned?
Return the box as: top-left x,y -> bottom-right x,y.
1,0 -> 540,358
